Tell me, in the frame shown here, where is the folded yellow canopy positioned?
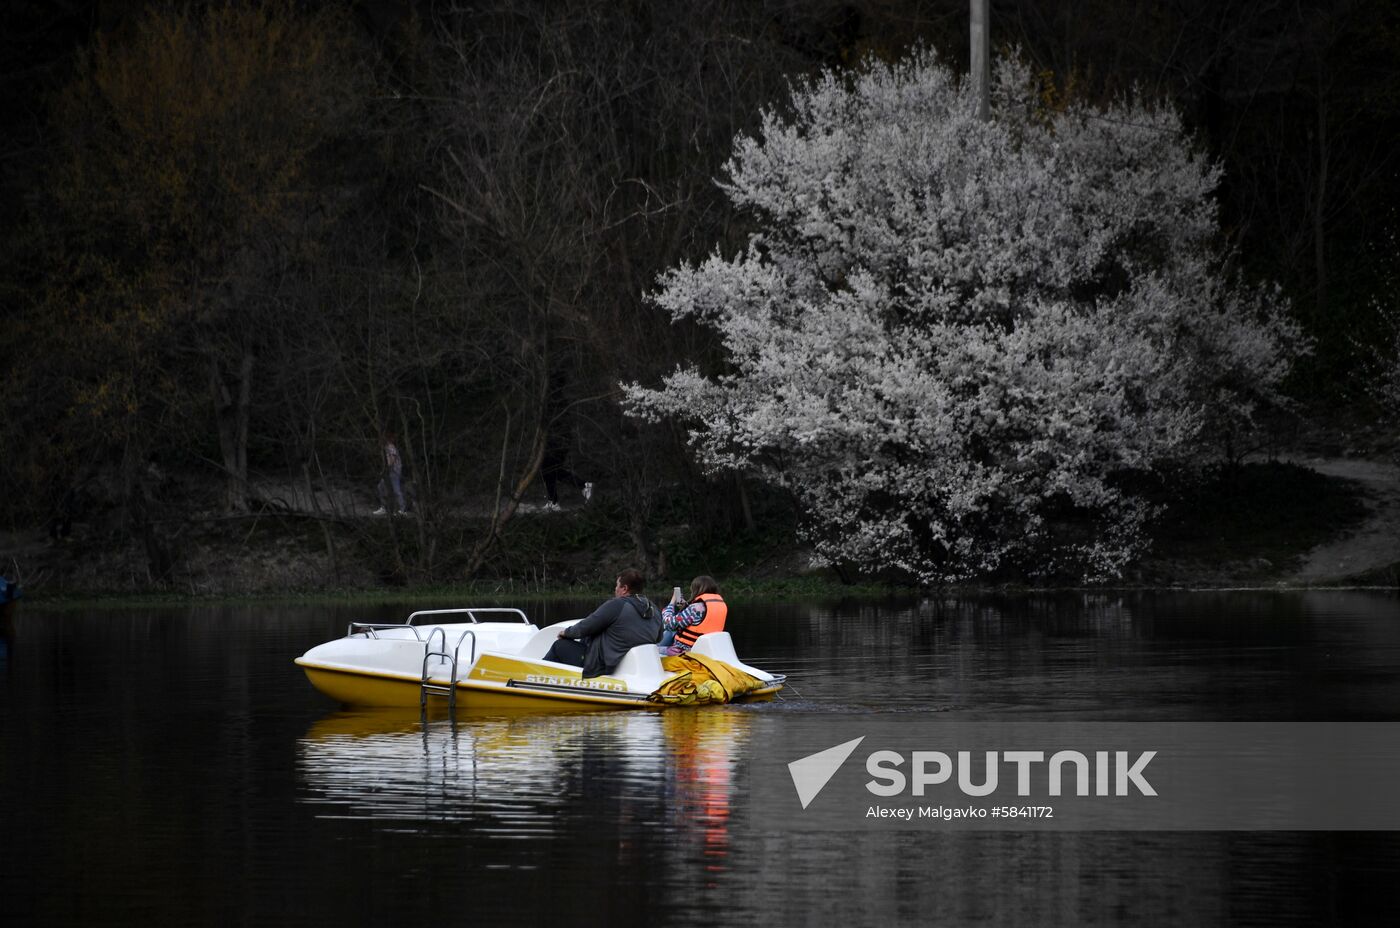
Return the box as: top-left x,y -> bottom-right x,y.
650,652 -> 767,705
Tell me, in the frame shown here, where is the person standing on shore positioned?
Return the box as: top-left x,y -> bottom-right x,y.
538,367 -> 593,511
373,432 -> 406,516
541,431 -> 592,511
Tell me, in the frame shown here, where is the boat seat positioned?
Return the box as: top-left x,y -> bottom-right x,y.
612,643 -> 667,690
682,631 -> 771,682
517,622 -> 574,661
613,642 -> 664,677
686,631 -> 740,664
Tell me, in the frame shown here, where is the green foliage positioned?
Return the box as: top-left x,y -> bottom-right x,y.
3,1 -> 370,526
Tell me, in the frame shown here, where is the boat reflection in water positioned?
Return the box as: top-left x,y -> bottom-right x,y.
297,706 -> 751,864
658,709 -> 745,883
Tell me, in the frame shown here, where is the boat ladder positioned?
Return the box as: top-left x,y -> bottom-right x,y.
420,627 -> 477,710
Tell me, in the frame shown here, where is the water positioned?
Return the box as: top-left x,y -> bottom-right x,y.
2,592 -> 1398,926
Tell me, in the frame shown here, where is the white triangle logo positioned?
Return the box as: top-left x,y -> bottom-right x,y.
788,736 -> 866,809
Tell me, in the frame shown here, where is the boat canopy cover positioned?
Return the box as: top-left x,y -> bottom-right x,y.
649,652 -> 766,705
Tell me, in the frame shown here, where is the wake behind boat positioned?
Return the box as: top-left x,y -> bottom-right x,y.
295,607 -> 785,710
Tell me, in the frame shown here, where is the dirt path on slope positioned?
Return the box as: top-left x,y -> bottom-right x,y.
1291,457 -> 1400,584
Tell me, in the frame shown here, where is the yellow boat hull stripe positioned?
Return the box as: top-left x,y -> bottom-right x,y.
297,660 -> 665,709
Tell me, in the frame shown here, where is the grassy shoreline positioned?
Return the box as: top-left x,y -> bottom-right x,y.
19,576 -> 908,611
12,457 -> 1397,611
21,571 -> 1399,612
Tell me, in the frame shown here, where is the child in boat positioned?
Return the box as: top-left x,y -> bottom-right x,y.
660,576 -> 728,656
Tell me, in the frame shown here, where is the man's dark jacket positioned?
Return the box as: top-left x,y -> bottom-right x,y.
561,594 -> 661,678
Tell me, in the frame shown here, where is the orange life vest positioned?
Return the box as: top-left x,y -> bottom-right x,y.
676,593 -> 728,649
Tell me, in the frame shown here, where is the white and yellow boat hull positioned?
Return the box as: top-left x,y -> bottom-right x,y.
295,613 -> 784,710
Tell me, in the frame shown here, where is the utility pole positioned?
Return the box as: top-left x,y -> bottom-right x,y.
971,0 -> 990,121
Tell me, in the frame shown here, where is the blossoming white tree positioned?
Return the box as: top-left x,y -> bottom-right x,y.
624,52 -> 1304,582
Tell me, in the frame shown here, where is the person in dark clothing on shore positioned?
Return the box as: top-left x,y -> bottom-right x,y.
538,367 -> 593,510
544,568 -> 661,678
541,433 -> 592,510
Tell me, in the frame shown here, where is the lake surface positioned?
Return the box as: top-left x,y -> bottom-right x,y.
3,591 -> 1399,926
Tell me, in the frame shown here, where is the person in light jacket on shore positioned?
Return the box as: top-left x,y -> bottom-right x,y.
373,432 -> 406,515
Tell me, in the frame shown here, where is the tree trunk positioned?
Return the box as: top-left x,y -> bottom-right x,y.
303,461 -> 340,583
463,415 -> 546,579
970,0 -> 990,122
736,475 -> 756,533
211,349 -> 254,513
1314,87 -> 1329,320
124,448 -> 174,587
629,506 -> 657,576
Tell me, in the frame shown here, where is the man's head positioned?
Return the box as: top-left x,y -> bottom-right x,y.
614,568 -> 645,596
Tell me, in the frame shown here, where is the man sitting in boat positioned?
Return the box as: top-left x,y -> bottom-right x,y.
545,568 -> 662,678
660,575 -> 727,656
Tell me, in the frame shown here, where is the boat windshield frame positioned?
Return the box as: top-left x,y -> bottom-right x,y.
406,607 -> 532,626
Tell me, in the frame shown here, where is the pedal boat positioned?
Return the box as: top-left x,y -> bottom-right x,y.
295,607 -> 785,710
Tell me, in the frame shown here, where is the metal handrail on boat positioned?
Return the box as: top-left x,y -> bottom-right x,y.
347,622 -> 423,640
421,627 -> 478,666
419,627 -> 478,710
451,628 -> 478,666
426,627 -> 451,671
406,607 -> 531,626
